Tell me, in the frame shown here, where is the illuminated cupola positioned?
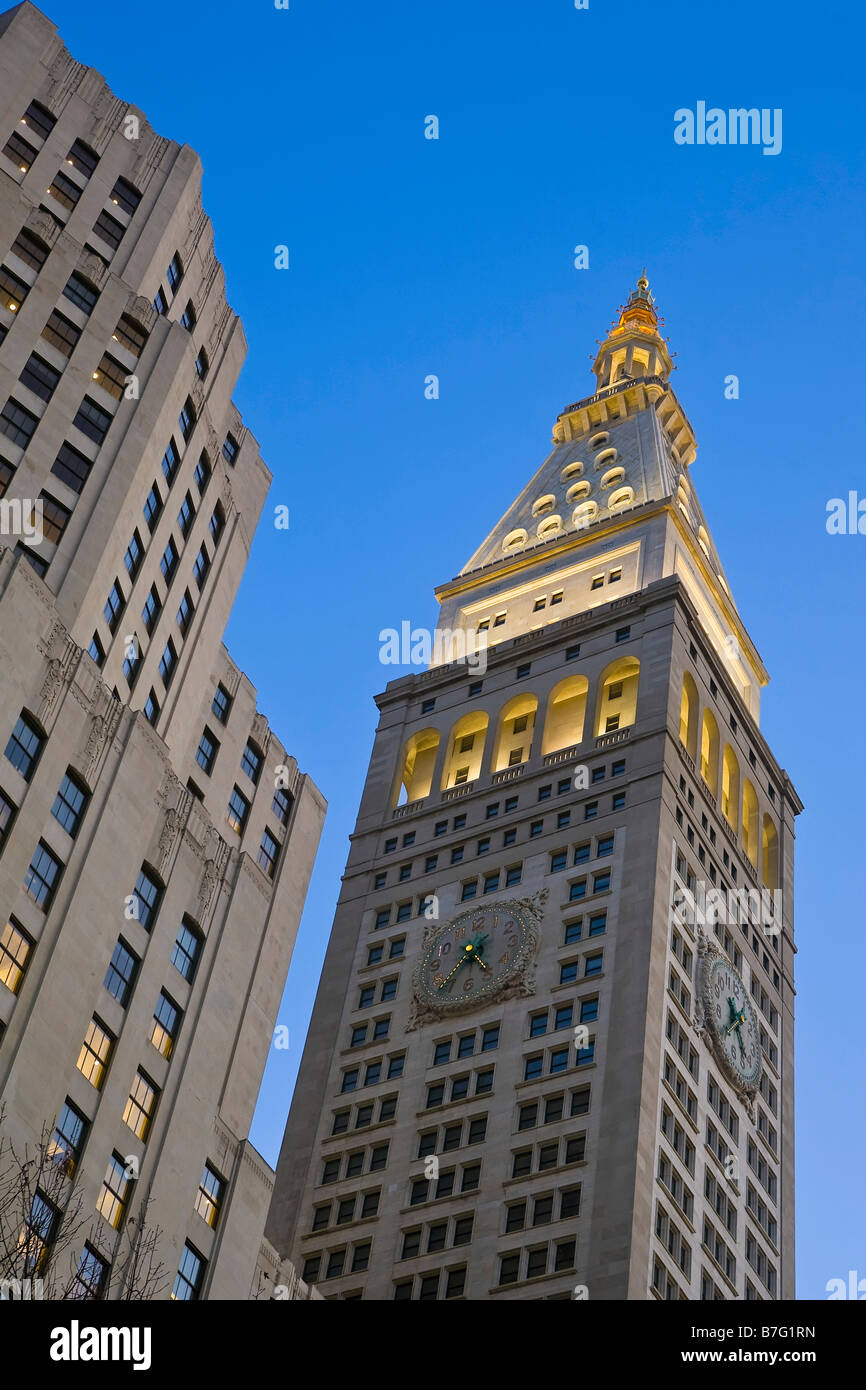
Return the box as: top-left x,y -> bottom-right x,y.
592,271 -> 674,390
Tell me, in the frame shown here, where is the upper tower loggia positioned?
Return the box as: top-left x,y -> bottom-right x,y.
433,274 -> 767,721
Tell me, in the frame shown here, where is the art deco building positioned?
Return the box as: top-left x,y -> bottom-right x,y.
267,274 -> 800,1300
0,2 -> 324,1299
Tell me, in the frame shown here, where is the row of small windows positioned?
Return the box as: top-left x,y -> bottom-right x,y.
372,864 -> 522,929
679,674 -> 779,889
398,658 -> 639,803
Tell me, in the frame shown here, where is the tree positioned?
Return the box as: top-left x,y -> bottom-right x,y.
0,1106 -> 168,1300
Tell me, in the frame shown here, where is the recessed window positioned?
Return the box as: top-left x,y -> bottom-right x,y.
166,252 -> 184,293
23,841 -> 62,911
172,917 -> 202,982
48,170 -> 82,211
73,395 -> 112,446
41,308 -> 80,358
158,638 -> 177,688
161,437 -> 180,485
143,688 -> 160,725
76,1017 -> 114,1089
124,528 -> 144,580
19,352 -> 60,403
97,1152 -> 132,1230
62,272 -> 99,315
193,543 -> 210,591
222,432 -> 239,465
180,300 -> 196,331
0,918 -> 31,994
92,209 -> 125,252
3,129 -> 39,173
196,727 -> 220,775
110,177 -> 142,216
123,1070 -> 158,1141
103,938 -> 139,1006
50,1100 -> 88,1176
131,865 -> 162,930
66,139 -> 98,177
0,397 -> 38,447
258,828 -> 280,879
149,990 -> 180,1059
241,740 -> 262,784
51,771 -> 89,837
177,490 -> 195,538
5,712 -> 44,781
194,1164 -> 225,1229
160,537 -> 178,584
178,395 -> 196,442
194,451 -> 211,495
176,588 -> 194,638
172,1244 -> 205,1301
212,684 -> 231,723
227,785 -> 250,834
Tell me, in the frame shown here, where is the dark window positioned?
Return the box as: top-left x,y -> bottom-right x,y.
130,866 -> 162,931
258,828 -> 279,879
51,440 -> 91,494
166,252 -> 184,292
0,457 -> 13,497
196,727 -> 219,774
124,528 -> 143,580
227,785 -> 250,834
41,309 -> 80,357
223,432 -> 239,464
180,300 -> 196,331
241,741 -> 262,784
160,538 -> 178,584
172,917 -> 202,982
0,786 -> 17,851
143,688 -> 160,725
209,502 -> 225,546
176,588 -> 194,638
272,785 -> 293,825
35,488 -> 68,540
62,274 -> 99,316
103,579 -> 125,632
87,633 -> 104,667
48,171 -> 82,210
50,1100 -> 88,1176
194,451 -> 211,495
104,939 -> 139,1005
0,264 -> 29,312
177,491 -> 194,538
193,543 -> 210,590
0,397 -> 38,447
11,228 -> 49,272
195,348 -> 209,380
66,139 -> 98,177
73,396 -> 112,445
143,482 -> 162,532
110,177 -> 142,216
142,585 -> 161,633
153,287 -> 168,316
112,313 -> 147,356
158,638 -> 177,688
5,713 -> 43,781
3,130 -> 39,172
161,438 -> 179,485
92,209 -> 124,251
24,841 -> 62,911
212,684 -> 231,724
20,100 -> 55,141
172,1244 -> 205,1301
51,771 -> 88,837
178,396 -> 196,442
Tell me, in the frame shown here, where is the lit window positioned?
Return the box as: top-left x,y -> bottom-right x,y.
149,990 -> 180,1059
123,1071 -> 158,1140
76,1017 -> 114,1089
194,1164 -> 225,1229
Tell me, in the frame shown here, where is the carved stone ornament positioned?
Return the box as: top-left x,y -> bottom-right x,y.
157,807 -> 181,876
407,889 -> 547,1031
197,857 -> 219,921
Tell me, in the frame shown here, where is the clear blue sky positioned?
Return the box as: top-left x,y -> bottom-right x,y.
42,0 -> 866,1299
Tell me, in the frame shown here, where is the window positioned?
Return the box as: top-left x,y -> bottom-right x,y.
194,451 -> 211,495
71,1245 -> 109,1300
193,543 -> 210,590
212,684 -> 231,723
63,271 -> 99,314
172,1244 -> 205,1301
143,482 -> 162,533
51,440 -> 91,494
158,638 -> 177,688
167,252 -> 184,292
103,939 -> 138,1005
505,865 -> 522,887
123,1071 -> 158,1140
39,311 -> 78,361
64,138 -> 98,177
50,1101 -> 88,1176
156,541 -> 179,589
0,786 -> 16,852
223,432 -> 239,465
150,990 -> 180,1059
615,626 -> 631,643
481,1024 -> 500,1051
5,712 -> 44,781
272,784 -> 293,826
24,841 -> 62,910
4,130 -> 39,172
92,208 -> 124,252
195,348 -> 209,380
258,828 -> 280,878
209,502 -> 225,546
227,785 -> 250,834
161,438 -> 179,485
110,177 -> 142,216
76,1017 -> 113,1088
0,397 -> 38,447
176,589 -> 194,638
144,690 -> 160,725
241,741 -> 262,784
195,1165 -> 225,1229
92,352 -> 127,401
172,917 -> 202,981
48,170 -> 82,210
73,396 -> 112,445
0,919 -> 31,994
180,299 -> 196,331
179,395 -> 196,442
177,490 -> 195,538
112,312 -> 147,355
20,352 -> 61,403
131,866 -> 162,930
141,585 -> 161,633
124,528 -> 144,580
21,1192 -> 59,1275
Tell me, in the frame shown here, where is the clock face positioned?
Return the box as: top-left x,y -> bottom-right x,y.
706,956 -> 761,1089
415,902 -> 534,1014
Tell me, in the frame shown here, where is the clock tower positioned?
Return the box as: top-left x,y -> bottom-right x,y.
266,276 -> 800,1300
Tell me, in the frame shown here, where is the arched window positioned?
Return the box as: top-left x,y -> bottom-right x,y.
492,695 -> 539,773
762,815 -> 779,891
532,495 -> 556,517
561,461 -> 584,482
542,675 -> 589,756
608,486 -> 635,511
395,728 -> 439,806
594,447 -> 618,470
600,467 -> 625,490
573,500 -> 598,528
441,712 -> 489,791
742,778 -> 759,867
721,745 -> 740,830
700,708 -> 719,795
566,480 -> 591,503
537,516 -> 562,539
594,657 -> 639,737
679,673 -> 698,760
503,528 -> 527,552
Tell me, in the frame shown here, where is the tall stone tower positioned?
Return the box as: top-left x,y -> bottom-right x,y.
0,3 -> 324,1299
267,273 -> 799,1300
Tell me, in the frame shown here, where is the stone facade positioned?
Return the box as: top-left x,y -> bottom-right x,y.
267,277 -> 799,1300
0,2 -> 324,1300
